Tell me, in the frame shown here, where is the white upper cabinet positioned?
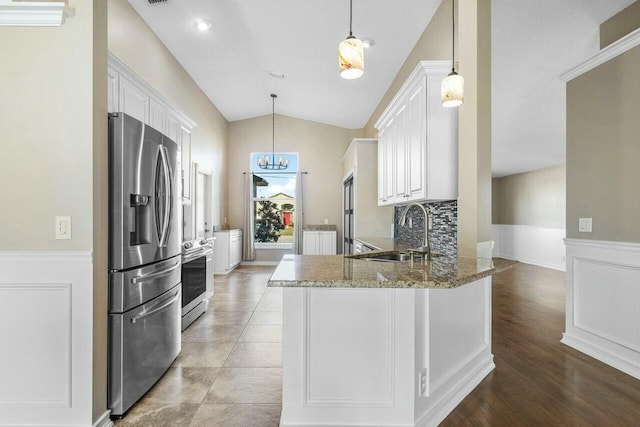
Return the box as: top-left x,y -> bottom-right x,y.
375,61 -> 458,206
179,125 -> 192,203
107,52 -> 196,204
119,74 -> 149,124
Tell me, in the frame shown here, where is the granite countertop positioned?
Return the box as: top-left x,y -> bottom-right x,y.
303,224 -> 338,231
355,237 -> 395,251
268,252 -> 518,289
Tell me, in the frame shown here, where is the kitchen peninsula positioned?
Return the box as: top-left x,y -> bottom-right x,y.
269,253 -> 516,427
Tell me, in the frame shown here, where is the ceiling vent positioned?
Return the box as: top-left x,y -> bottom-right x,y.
147,0 -> 167,4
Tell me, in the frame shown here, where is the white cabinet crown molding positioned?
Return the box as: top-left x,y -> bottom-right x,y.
108,51 -> 197,129
374,60 -> 452,130
559,28 -> 640,82
0,1 -> 74,26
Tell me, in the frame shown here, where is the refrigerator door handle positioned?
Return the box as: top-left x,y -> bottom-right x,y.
130,289 -> 180,324
130,260 -> 180,284
158,145 -> 171,247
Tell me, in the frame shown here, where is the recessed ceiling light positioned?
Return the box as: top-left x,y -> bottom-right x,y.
268,71 -> 286,79
361,38 -> 375,49
194,19 -> 211,32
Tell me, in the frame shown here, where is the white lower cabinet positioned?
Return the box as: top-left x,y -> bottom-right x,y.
214,229 -> 243,274
303,231 -> 337,255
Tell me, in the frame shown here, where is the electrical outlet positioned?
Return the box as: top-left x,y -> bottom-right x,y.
55,216 -> 71,240
324,218 -> 329,225
418,368 -> 427,396
428,217 -> 432,230
578,218 -> 592,233
408,217 -> 413,228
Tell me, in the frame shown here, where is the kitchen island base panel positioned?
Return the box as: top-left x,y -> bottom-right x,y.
280,277 -> 493,427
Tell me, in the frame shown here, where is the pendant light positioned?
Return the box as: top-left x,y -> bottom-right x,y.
338,0 -> 364,79
257,94 -> 288,170
441,0 -> 464,107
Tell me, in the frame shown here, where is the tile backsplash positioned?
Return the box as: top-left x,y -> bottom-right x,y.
393,200 -> 457,256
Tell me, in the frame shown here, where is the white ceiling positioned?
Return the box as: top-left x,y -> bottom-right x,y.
491,0 -> 634,177
127,0 -> 442,130
128,0 -> 635,177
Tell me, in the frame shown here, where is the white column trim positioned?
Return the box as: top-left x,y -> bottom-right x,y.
0,1 -> 75,26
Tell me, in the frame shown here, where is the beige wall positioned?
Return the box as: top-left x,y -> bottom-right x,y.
600,1 -> 640,49
492,165 -> 566,228
228,115 -> 360,257
348,141 -> 394,239
566,45 -> 640,242
0,1 -> 109,421
0,3 -> 97,251
364,0 -> 453,137
108,0 -> 229,228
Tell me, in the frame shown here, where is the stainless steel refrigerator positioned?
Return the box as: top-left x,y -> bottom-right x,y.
108,112 -> 182,417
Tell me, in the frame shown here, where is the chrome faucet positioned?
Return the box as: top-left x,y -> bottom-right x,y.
399,203 -> 431,260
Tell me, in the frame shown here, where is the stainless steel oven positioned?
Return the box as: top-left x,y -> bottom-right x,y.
181,239 -> 213,330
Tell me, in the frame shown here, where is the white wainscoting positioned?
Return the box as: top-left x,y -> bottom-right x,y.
563,239 -> 640,380
0,251 -> 98,426
492,224 -> 566,271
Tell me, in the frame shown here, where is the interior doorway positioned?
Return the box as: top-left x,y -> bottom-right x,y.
343,174 -> 354,254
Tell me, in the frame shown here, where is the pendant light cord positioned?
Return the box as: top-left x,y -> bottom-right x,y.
271,94 -> 276,162
451,0 -> 455,73
349,0 -> 353,36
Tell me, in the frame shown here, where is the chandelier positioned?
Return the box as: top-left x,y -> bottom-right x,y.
257,94 -> 289,170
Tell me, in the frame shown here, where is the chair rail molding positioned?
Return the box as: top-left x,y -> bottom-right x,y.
562,238 -> 640,380
0,1 -> 74,26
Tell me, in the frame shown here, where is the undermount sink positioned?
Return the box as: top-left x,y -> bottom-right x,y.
363,252 -> 412,262
358,251 -> 444,262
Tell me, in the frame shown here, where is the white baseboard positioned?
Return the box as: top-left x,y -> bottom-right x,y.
0,251 -> 95,426
492,224 -> 566,271
561,333 -> 640,380
93,411 -> 114,427
563,238 -> 640,380
416,354 -> 494,427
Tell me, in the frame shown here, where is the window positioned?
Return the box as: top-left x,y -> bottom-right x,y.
251,153 -> 298,249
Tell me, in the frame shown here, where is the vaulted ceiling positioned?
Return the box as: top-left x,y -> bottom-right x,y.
128,0 -> 635,177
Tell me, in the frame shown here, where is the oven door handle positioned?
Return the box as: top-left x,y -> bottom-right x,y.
131,261 -> 180,284
131,290 -> 180,324
182,250 -> 208,264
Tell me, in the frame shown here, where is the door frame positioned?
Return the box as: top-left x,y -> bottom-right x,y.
342,169 -> 355,255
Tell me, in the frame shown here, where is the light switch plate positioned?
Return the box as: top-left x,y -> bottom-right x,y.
55,216 -> 71,240
578,217 -> 592,233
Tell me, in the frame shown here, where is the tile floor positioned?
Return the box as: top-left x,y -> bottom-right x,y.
114,266 -> 281,427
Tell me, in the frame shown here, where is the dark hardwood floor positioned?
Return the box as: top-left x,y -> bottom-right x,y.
442,263 -> 640,426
